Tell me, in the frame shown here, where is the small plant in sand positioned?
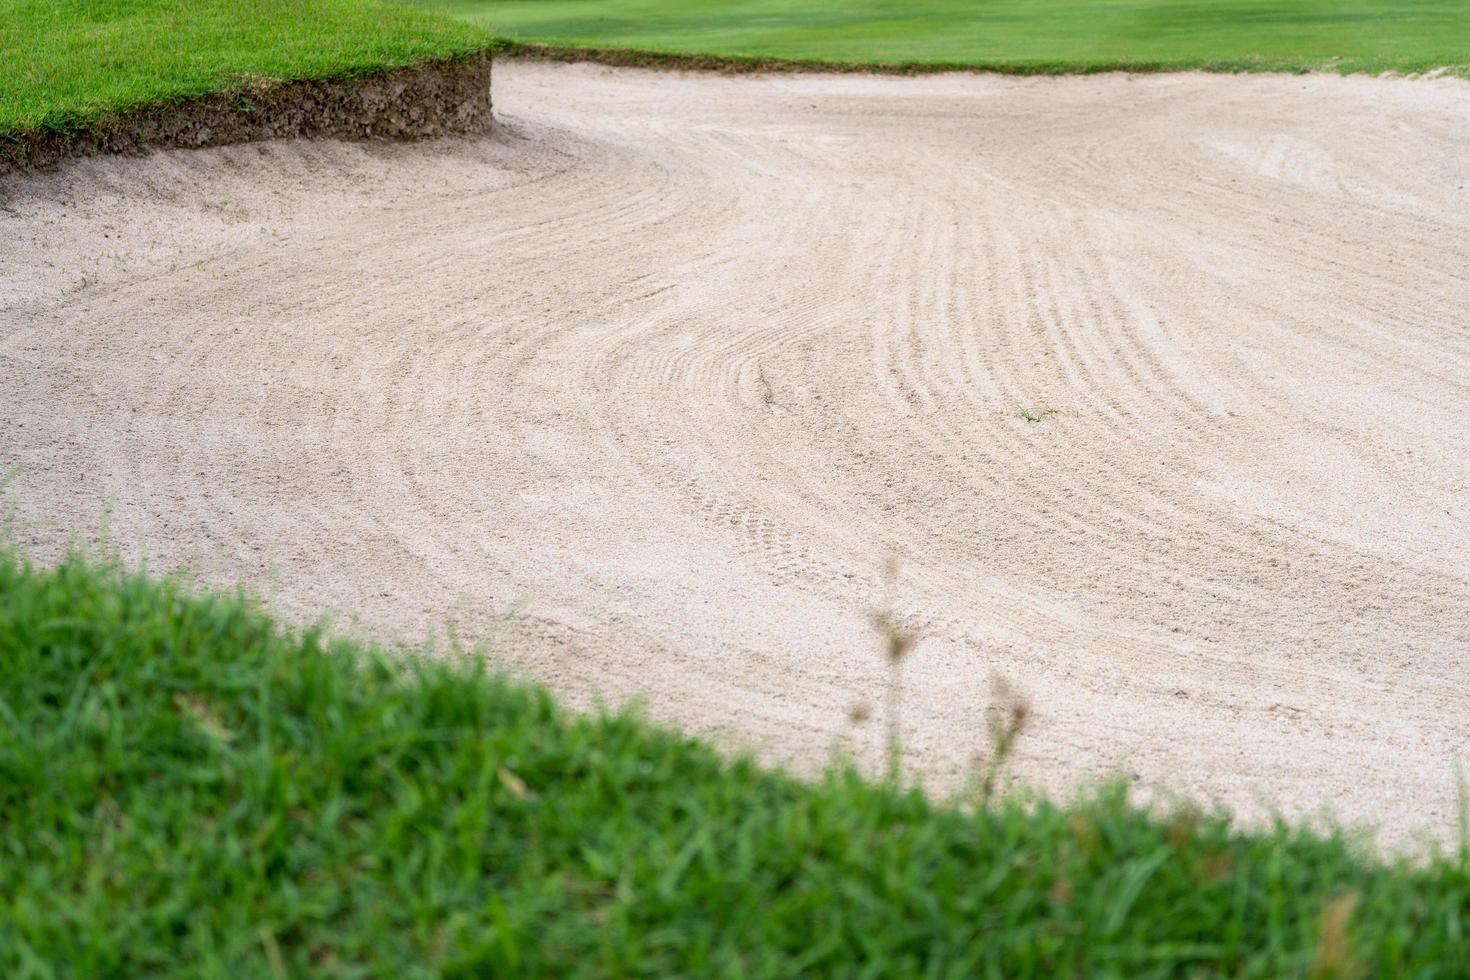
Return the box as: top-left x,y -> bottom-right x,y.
1016,405 -> 1062,424
201,198 -> 250,223
61,272 -> 94,295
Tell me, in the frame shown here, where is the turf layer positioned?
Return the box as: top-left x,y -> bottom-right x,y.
0,0 -> 494,135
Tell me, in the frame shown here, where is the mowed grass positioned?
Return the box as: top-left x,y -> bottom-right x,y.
3,549 -> 1470,976
6,1 -> 1465,142
0,0 -> 493,135
423,0 -> 1470,75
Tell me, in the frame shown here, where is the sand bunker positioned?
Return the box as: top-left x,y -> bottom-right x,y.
3,62 -> 1468,844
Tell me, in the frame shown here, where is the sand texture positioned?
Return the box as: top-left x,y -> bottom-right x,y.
3,62 -> 1468,845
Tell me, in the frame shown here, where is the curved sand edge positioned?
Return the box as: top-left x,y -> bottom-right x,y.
3,61 -> 1468,847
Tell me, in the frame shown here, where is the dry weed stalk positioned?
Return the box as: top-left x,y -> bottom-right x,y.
1455,756 -> 1469,868
870,556 -> 916,784
975,673 -> 1030,807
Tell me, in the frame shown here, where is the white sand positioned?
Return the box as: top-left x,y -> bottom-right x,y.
3,61 -> 1468,845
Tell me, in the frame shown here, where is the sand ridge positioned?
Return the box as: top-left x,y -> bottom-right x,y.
3,62 -> 1468,845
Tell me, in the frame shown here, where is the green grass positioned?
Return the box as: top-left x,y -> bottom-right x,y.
1017,406 -> 1064,424
6,1 -> 1466,144
4,549 -> 1470,976
422,0 -> 1470,76
0,0 -> 494,136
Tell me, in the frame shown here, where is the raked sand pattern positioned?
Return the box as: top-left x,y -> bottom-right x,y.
3,62 -> 1468,845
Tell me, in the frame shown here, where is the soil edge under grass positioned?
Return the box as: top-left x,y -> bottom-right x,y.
0,51 -> 494,175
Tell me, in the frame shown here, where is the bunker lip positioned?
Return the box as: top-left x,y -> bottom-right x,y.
497,40 -> 1470,81
0,51 -> 494,176
8,43 -> 1464,176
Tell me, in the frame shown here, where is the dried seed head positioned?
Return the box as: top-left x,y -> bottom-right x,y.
987,673 -> 1030,737
869,610 -> 916,664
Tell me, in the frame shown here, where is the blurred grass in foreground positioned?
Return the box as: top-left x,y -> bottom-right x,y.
3,548 -> 1470,975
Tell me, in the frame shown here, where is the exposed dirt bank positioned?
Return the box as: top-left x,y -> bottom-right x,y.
3,62 -> 1468,847
0,52 -> 493,175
